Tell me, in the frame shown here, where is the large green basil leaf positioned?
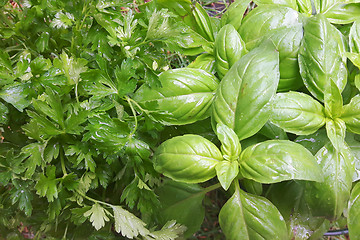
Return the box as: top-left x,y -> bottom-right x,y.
187,53 -> 215,74
239,140 -> 323,183
270,92 -> 326,135
323,3 -> 360,24
155,180 -> 205,237
134,68 -> 219,125
341,95 -> 360,134
348,182 -> 360,239
216,123 -> 241,161
239,5 -> 302,50
220,0 -> 252,31
153,134 -> 222,183
346,52 -> 360,68
254,0 -> 298,10
263,25 -> 304,91
266,181 -> 329,240
305,143 -> 354,220
212,42 -> 279,141
346,133 -> 360,181
215,160 -> 239,190
325,118 -> 346,151
192,2 -> 214,42
219,182 -> 288,240
214,24 -> 247,78
350,20 -> 360,53
298,14 -> 347,102
324,79 -> 343,119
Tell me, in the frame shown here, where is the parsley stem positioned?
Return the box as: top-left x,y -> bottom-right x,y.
60,148 -> 68,176
126,96 -> 138,137
77,190 -> 113,208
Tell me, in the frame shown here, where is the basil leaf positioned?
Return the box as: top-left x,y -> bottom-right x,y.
350,19 -> 360,53
134,68 -> 219,125
215,161 -> 239,191
212,41 -> 279,141
323,3 -> 360,25
270,92 -> 326,135
220,0 -> 252,31
155,180 -> 205,237
216,123 -> 241,161
348,182 -> 360,239
262,25 -> 304,91
187,53 -> 215,74
325,118 -> 346,151
219,182 -> 288,240
298,14 -> 347,102
346,52 -> 360,69
314,0 -> 339,14
192,2 -> 214,42
305,143 -> 354,220
239,5 -> 302,50
153,134 -> 222,183
341,95 -> 360,134
345,133 -> 360,181
356,74 -> 360,91
324,79 -> 343,119
214,24 -> 247,78
239,140 -> 323,183
297,0 -> 313,15
254,0 -> 298,10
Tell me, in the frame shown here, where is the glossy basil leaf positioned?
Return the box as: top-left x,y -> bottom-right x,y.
259,122 -> 288,140
216,123 -> 241,161
155,180 -> 205,237
239,140 -> 323,183
348,182 -> 360,239
325,118 -> 346,151
254,0 -> 298,10
192,2 -> 214,42
216,161 -> 239,191
298,14 -> 347,102
153,134 -> 222,183
305,143 -> 354,220
270,92 -> 326,135
241,179 -> 263,195
356,74 -> 360,91
345,133 -> 360,181
263,25 -> 304,91
266,181 -> 329,240
324,79 -> 343,119
219,182 -> 288,240
220,0 -> 252,31
134,68 -> 219,125
239,5 -> 302,50
341,95 -> 360,134
323,3 -> 360,24
314,0 -> 339,14
346,52 -> 360,69
297,0 -> 313,15
187,53 -> 215,74
214,24 -> 247,78
349,20 -> 360,53
212,41 -> 279,141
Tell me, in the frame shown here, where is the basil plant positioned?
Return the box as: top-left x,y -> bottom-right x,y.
132,0 -> 360,239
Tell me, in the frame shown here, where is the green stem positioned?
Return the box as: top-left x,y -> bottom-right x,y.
60,148 -> 68,176
126,96 -> 138,137
77,190 -> 113,208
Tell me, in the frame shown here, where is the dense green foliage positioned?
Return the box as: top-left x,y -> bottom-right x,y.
1,0 -> 360,239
